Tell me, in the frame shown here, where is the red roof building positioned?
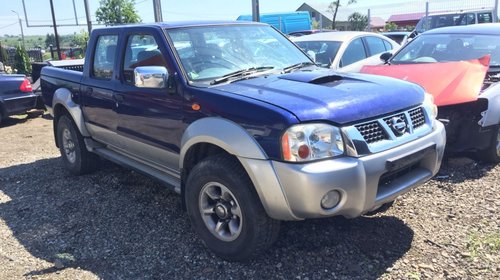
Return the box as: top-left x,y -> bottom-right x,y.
387,12 -> 426,26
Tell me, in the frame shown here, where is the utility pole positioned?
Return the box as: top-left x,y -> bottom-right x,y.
252,0 -> 260,22
494,0 -> 499,22
367,9 -> 371,32
84,0 -> 92,34
153,0 -> 163,22
49,0 -> 62,59
11,10 -> 25,48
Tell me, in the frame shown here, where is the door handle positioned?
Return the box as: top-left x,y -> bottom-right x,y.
86,87 -> 93,96
113,93 -> 124,107
114,94 -> 124,102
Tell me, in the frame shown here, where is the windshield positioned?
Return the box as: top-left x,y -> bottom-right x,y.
295,41 -> 341,68
165,25 -> 312,85
391,33 -> 500,66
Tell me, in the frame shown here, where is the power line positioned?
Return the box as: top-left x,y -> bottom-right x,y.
0,22 -> 19,30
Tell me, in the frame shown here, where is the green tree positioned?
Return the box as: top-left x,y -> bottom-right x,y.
71,29 -> 89,51
14,45 -> 31,75
96,0 -> 141,26
348,12 -> 368,31
0,42 -> 8,65
327,0 -> 357,30
385,22 -> 398,31
45,33 -> 56,48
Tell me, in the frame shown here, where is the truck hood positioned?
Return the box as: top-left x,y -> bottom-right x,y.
361,56 -> 490,106
214,70 -> 424,124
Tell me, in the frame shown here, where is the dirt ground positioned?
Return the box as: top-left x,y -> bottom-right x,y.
0,114 -> 498,279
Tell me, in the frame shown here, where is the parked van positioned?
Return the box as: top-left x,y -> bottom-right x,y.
237,11 -> 312,34
415,9 -> 498,33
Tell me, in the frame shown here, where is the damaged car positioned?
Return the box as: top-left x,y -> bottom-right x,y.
361,23 -> 500,162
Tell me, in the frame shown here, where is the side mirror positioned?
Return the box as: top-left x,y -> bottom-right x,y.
134,66 -> 168,89
380,52 -> 393,63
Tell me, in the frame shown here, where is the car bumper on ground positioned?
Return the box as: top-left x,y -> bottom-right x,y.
266,121 -> 446,220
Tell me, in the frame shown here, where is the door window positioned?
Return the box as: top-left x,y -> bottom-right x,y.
122,34 -> 167,85
383,39 -> 393,51
365,36 -> 387,56
92,35 -> 118,80
340,38 -> 367,67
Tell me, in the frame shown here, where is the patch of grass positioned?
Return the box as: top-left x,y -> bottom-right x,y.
405,271 -> 421,280
467,231 -> 500,259
54,252 -> 76,262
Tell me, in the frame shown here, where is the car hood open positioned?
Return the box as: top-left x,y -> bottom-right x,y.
360,56 -> 490,106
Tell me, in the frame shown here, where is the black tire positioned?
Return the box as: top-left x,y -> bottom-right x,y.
56,114 -> 98,175
185,154 -> 280,261
478,125 -> 500,163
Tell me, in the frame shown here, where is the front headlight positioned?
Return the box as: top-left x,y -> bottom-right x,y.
423,93 -> 438,119
281,123 -> 344,162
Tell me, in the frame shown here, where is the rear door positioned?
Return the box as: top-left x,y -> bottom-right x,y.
113,29 -> 185,172
81,33 -> 120,144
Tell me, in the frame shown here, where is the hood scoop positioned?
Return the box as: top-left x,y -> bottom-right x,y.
278,71 -> 353,85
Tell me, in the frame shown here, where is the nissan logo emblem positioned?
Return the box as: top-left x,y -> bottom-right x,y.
390,116 -> 407,135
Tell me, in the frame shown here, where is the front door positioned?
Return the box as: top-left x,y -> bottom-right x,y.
113,32 -> 186,173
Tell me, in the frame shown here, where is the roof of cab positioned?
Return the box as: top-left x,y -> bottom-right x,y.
424,23 -> 500,35
92,20 -> 267,31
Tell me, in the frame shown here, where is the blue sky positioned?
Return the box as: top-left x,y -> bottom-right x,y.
0,0 -> 496,35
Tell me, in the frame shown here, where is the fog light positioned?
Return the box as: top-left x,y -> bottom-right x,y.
321,190 -> 341,209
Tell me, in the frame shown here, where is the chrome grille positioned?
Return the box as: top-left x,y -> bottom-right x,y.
383,113 -> 407,128
354,107 -> 427,145
409,107 -> 425,128
355,121 -> 387,144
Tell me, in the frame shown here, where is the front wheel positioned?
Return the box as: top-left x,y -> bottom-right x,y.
185,155 -> 280,261
479,125 -> 500,163
56,115 -> 98,175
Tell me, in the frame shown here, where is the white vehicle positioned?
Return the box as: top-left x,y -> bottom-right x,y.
414,9 -> 497,34
293,32 -> 400,72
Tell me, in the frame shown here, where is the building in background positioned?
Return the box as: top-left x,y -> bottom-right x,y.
296,2 -> 350,30
296,2 -> 386,31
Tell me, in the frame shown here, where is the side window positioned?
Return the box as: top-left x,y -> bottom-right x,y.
478,12 -> 492,23
466,13 -> 475,24
92,35 -> 118,80
340,38 -> 367,67
122,34 -> 167,85
383,39 -> 393,51
365,36 -> 387,56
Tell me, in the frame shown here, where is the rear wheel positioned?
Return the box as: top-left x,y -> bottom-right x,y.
479,125 -> 500,163
185,154 -> 280,261
56,114 -> 98,175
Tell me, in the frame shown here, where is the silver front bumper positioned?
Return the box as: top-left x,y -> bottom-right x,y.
243,121 -> 446,221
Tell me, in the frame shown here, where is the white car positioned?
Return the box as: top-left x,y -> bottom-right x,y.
293,32 -> 400,72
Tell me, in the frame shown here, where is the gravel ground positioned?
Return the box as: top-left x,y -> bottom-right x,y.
0,114 -> 498,279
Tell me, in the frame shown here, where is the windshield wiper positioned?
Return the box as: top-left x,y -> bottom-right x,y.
210,66 -> 274,85
282,61 -> 315,73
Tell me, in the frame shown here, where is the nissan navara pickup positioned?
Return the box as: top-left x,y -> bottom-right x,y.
41,21 -> 446,261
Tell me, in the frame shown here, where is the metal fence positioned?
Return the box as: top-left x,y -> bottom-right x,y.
320,0 -> 499,30
364,0 -> 498,31
2,47 -> 44,66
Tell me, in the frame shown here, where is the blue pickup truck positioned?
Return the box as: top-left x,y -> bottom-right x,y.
41,21 -> 446,260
